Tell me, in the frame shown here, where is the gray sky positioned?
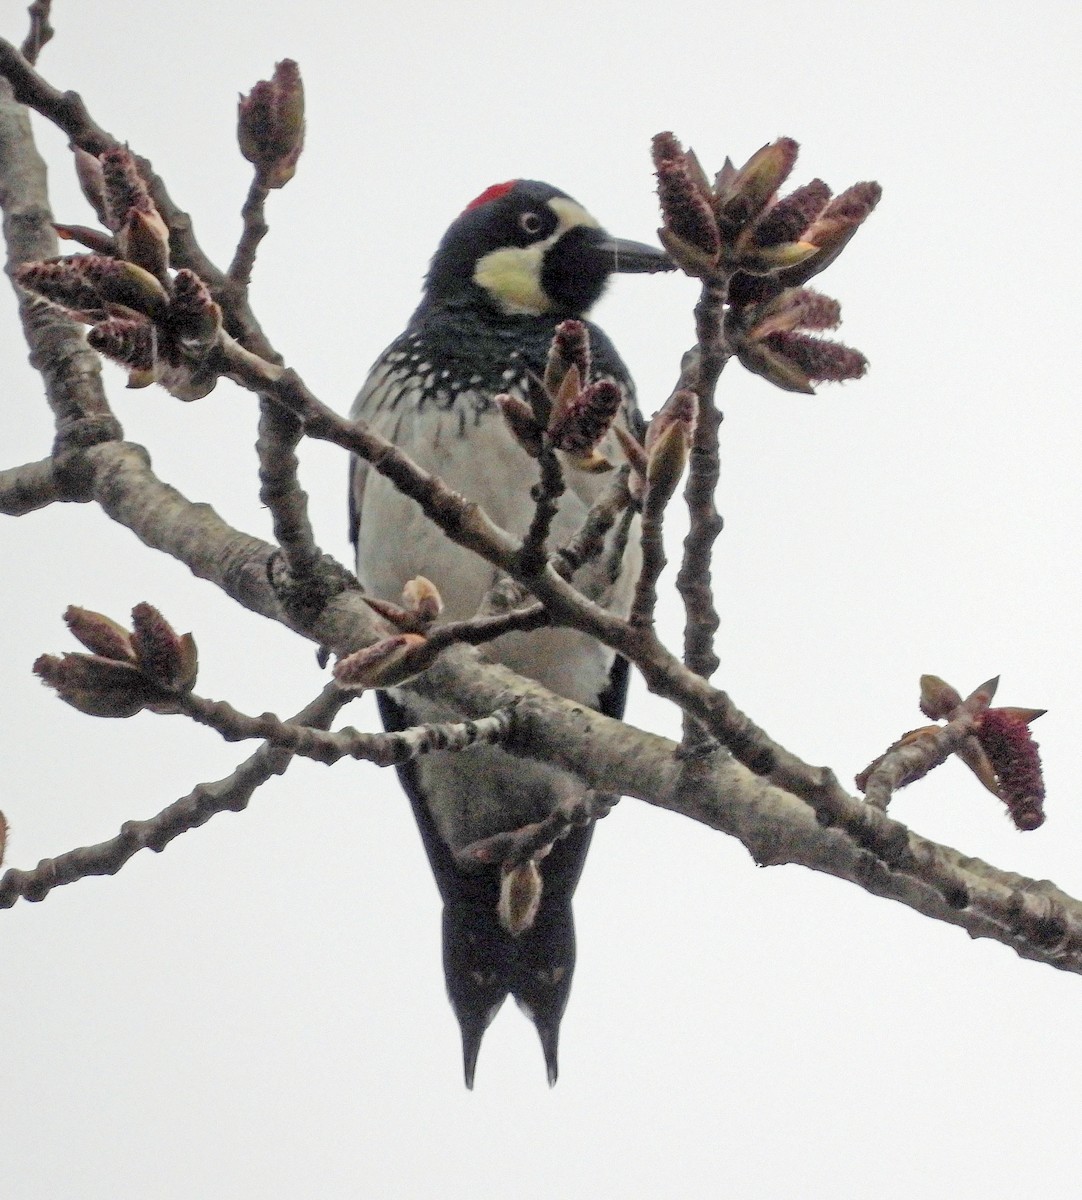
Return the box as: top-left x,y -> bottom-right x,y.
4,2 -> 1082,1196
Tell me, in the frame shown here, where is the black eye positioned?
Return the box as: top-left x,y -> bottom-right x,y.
519,211 -> 543,235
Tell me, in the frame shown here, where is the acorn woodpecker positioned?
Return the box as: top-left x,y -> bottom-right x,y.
349,180 -> 669,1086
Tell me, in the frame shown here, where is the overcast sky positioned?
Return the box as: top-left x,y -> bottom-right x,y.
4,2 -> 1082,1196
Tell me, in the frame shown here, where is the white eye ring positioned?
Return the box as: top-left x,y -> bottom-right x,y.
519,211 -> 543,235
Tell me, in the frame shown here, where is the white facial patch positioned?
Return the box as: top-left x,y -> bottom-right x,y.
472,198 -> 601,316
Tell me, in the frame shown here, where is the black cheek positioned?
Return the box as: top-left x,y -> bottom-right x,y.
540,227 -> 611,316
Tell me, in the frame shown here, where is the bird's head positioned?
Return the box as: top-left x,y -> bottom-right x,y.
424,179 -> 671,319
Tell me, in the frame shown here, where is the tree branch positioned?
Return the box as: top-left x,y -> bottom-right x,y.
0,455 -> 59,514
178,689 -> 515,767
0,682 -> 348,907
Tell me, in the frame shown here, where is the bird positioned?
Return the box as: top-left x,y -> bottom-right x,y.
349,179 -> 669,1086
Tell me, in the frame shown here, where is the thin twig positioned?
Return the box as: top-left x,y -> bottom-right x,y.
256,397 -> 323,577
179,690 -> 515,767
228,177 -> 269,287
20,1 -> 53,65
676,285 -> 730,751
551,466 -> 632,580
457,785 -> 616,870
517,440 -> 564,577
425,604 -> 550,653
628,475 -> 669,628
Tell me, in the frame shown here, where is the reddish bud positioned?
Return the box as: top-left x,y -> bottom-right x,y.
717,138 -> 799,229
784,181 -> 883,286
655,157 -> 720,261
99,147 -> 157,237
15,258 -> 106,316
238,60 -> 306,189
72,146 -> 108,225
974,708 -> 1047,830
130,603 -> 198,693
496,393 -> 544,458
87,316 -> 157,374
33,651 -> 157,719
168,269 -> 223,347
758,332 -> 867,385
650,131 -> 686,170
543,319 -> 591,399
919,674 -> 963,721
746,288 -> 841,339
333,633 -> 429,690
63,606 -> 136,663
548,379 -> 624,457
753,179 -> 833,247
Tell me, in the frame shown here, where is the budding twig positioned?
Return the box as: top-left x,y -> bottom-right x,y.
0,682 -> 348,908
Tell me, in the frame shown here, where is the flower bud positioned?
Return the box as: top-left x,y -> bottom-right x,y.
746,289 -> 841,339
72,146 -> 108,225
780,181 -> 883,287
496,393 -> 544,458
168,269 -> 223,347
717,138 -> 799,229
543,319 -> 591,399
130,603 -> 198,693
333,633 -> 428,690
87,316 -> 157,375
655,157 -> 720,262
63,605 -> 136,663
752,179 -> 832,247
548,379 -> 623,457
33,652 -> 158,719
238,60 -> 306,189
974,708 -> 1047,831
402,576 -> 443,623
919,674 -> 963,721
15,258 -> 105,316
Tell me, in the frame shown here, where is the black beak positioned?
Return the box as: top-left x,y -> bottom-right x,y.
594,235 -> 675,274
